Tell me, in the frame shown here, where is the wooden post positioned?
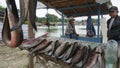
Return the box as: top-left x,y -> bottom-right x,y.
28,20 -> 35,39
28,54 -> 34,68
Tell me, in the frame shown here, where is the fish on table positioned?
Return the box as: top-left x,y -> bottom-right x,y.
62,42 -> 79,61
30,40 -> 52,54
22,39 -> 47,50
54,41 -> 69,58
82,45 -> 92,67
70,46 -> 86,66
50,40 -> 60,56
82,46 -> 105,68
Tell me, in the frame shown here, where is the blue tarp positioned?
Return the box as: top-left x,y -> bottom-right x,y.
86,15 -> 96,37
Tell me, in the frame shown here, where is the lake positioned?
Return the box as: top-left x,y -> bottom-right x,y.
0,23 -> 99,40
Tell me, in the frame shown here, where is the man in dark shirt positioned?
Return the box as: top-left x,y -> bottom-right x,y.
107,6 -> 120,42
107,6 -> 120,68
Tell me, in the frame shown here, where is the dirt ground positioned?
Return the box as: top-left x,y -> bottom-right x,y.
0,43 -> 62,68
0,44 -> 28,68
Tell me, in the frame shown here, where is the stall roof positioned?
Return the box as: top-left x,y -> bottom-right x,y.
38,0 -> 112,17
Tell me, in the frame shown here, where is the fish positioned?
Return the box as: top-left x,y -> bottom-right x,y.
30,40 -> 52,54
28,0 -> 37,31
38,41 -> 54,54
97,47 -> 106,68
82,45 -> 92,67
10,0 -> 28,31
22,39 -> 47,49
10,0 -> 37,31
2,0 -> 23,48
51,40 -> 60,55
54,41 -> 69,58
82,47 -> 100,68
62,42 -> 78,60
70,46 -> 86,66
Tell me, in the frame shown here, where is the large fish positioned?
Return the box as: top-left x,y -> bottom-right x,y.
38,41 -> 55,54
97,47 -> 106,68
2,0 -> 23,48
22,39 -> 47,50
30,40 -> 52,54
10,0 -> 37,31
50,40 -> 60,56
70,46 -> 86,66
82,47 -> 100,68
62,42 -> 78,60
54,41 -> 69,58
10,0 -> 29,31
82,45 -> 92,67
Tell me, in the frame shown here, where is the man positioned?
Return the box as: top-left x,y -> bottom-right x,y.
107,6 -> 120,68
107,6 -> 120,41
65,18 -> 79,39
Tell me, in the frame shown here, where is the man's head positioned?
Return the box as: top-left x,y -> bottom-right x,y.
69,17 -> 75,23
109,6 -> 119,18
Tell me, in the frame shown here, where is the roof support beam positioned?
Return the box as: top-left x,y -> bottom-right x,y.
49,0 -> 68,5
58,3 -> 97,11
67,1 -> 78,17
85,0 -> 95,13
67,10 -> 108,17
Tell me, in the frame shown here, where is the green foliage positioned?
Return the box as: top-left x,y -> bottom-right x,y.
36,14 -> 68,24
92,19 -> 98,23
36,17 -> 46,24
58,18 -> 68,23
46,13 -> 58,23
0,6 -> 5,11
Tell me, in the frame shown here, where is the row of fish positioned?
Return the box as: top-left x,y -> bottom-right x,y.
22,38 -> 106,68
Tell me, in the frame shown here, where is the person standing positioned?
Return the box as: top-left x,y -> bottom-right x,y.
107,6 -> 120,41
107,6 -> 120,68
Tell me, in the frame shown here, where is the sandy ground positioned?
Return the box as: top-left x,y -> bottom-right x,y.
0,44 -> 28,68
0,43 -> 62,68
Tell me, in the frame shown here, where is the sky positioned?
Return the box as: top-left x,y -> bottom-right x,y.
0,0 -> 120,21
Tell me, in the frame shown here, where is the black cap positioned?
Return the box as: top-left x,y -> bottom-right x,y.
109,6 -> 118,12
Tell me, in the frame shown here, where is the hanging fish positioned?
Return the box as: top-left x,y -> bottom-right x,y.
10,0 -> 37,31
2,0 -> 23,48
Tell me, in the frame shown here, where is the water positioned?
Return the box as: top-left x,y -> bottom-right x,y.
35,25 -> 98,38
0,23 -> 98,40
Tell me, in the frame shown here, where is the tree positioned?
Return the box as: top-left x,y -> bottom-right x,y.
46,13 -> 58,23
0,6 -> 5,11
